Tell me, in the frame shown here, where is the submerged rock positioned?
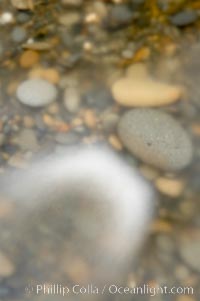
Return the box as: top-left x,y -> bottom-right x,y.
118,109 -> 193,171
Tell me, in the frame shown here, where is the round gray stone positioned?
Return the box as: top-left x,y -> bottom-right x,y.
11,26 -> 27,43
118,109 -> 193,171
17,79 -> 58,107
170,10 -> 198,27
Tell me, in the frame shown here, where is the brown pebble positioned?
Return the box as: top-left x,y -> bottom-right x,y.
20,50 -> 39,68
0,252 -> 15,277
29,67 -> 60,84
155,177 -> 185,198
108,135 -> 123,151
82,109 -> 97,129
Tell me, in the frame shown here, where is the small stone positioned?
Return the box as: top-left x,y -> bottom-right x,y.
11,0 -> 34,10
59,13 -> 80,27
11,128 -> 39,151
170,10 -> 198,27
112,77 -> 182,107
11,26 -> 27,43
29,67 -> 60,84
17,11 -> 31,23
118,109 -> 193,171
155,177 -> 185,197
179,235 -> 200,272
19,50 -> 39,68
106,4 -> 133,29
63,86 -> 81,113
108,135 -> 123,151
0,252 -> 15,277
82,109 -> 97,129
17,79 -> 57,107
55,132 -> 80,145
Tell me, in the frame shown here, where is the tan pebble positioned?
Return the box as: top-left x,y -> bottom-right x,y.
108,135 -> 123,151
133,47 -> 150,62
139,164 -> 159,181
29,67 -> 60,84
22,41 -> 53,51
42,68 -> 60,84
23,116 -> 35,128
20,50 -> 39,68
126,63 -> 149,79
112,77 -> 182,107
0,252 -> 15,277
43,114 -> 69,132
83,110 -> 97,129
151,219 -> 173,233
155,177 -> 185,197
11,0 -> 34,10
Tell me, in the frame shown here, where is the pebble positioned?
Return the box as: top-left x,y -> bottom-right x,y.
63,86 -> 81,113
17,79 -> 58,107
0,251 -> 15,277
179,235 -> 200,272
11,128 -> 39,151
108,134 -> 123,151
29,67 -> 60,84
11,26 -> 27,43
82,109 -> 97,129
106,4 -> 133,29
55,132 -> 80,145
170,10 -> 198,27
19,50 -> 39,68
112,77 -> 182,107
11,0 -> 34,10
155,177 -> 185,197
118,109 -> 193,171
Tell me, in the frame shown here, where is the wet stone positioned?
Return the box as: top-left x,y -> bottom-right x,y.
55,132 -> 80,145
118,109 -> 193,171
16,79 -> 58,107
170,10 -> 198,27
11,26 -> 27,43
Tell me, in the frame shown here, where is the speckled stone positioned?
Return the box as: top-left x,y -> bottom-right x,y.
17,79 -> 58,107
118,109 -> 193,171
